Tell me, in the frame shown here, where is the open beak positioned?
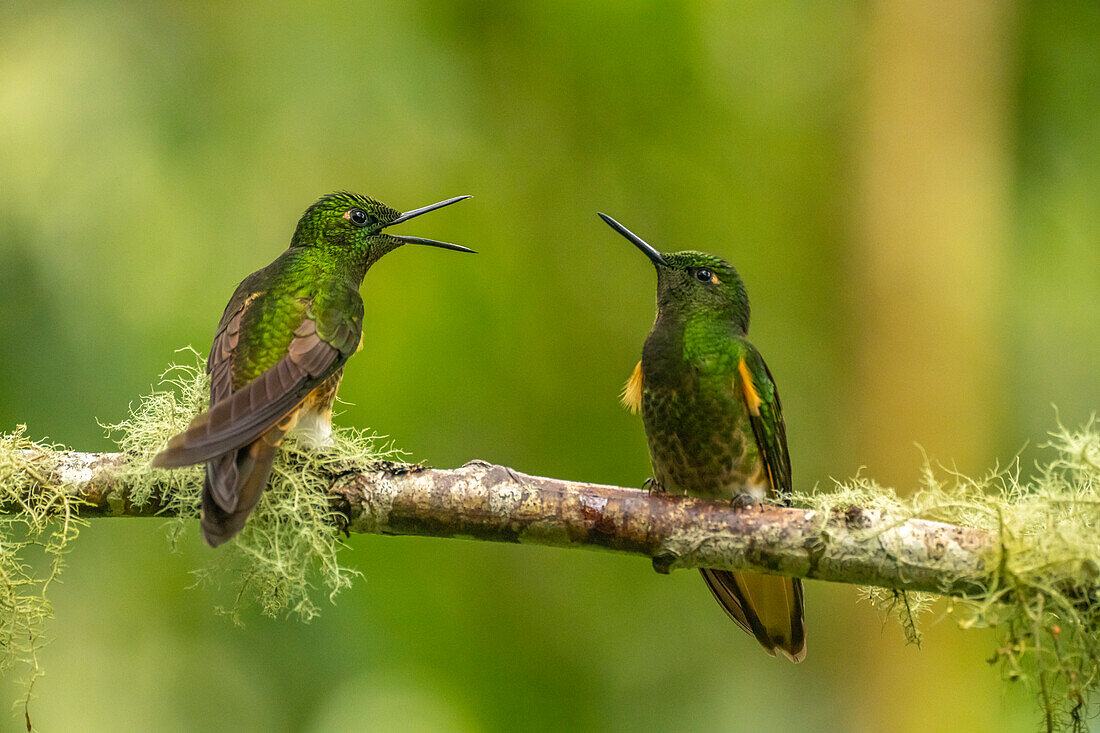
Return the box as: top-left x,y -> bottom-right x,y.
386,195 -> 475,253
597,213 -> 668,267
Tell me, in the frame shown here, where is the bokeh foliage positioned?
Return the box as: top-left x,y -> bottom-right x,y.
0,1 -> 1097,731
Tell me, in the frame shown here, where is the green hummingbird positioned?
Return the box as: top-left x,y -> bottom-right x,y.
599,212 -> 806,662
153,191 -> 473,547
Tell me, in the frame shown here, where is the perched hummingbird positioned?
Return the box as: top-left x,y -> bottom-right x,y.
153,191 -> 473,547
600,213 -> 805,662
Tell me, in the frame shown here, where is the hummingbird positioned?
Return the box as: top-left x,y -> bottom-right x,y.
153,191 -> 473,547
599,212 -> 806,662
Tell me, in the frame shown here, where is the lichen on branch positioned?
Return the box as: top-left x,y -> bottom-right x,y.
804,420 -> 1100,733
0,426 -> 86,722
0,349 -> 1097,731
100,349 -> 405,622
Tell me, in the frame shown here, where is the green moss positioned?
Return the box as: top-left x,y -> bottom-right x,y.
795,419 -> 1100,732
1,348 -> 1098,731
0,426 -> 86,721
103,348 -> 406,623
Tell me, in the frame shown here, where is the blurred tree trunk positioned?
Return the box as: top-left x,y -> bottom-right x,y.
852,0 -> 1010,489
850,2 -> 1013,730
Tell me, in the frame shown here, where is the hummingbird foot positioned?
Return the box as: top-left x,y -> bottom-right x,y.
642,477 -> 663,493
651,553 -> 676,575
731,492 -> 758,511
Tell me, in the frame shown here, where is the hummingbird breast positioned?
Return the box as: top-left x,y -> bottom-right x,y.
640,322 -> 764,500
642,376 -> 762,500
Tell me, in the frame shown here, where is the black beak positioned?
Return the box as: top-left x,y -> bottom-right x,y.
597,213 -> 668,267
386,195 -> 475,253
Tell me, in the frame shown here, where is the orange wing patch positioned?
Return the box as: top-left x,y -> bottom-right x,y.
621,361 -> 644,414
737,357 -> 762,416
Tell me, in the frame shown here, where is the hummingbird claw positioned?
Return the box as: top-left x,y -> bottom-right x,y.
642,477 -> 663,493
731,492 -> 758,511
652,553 -> 676,575
334,512 -> 352,539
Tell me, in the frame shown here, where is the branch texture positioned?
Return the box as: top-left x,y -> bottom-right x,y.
25,449 -> 998,597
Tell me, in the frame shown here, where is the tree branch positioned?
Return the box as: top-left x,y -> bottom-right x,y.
24,449 -> 997,597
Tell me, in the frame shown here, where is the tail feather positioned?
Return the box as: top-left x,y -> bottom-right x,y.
200,428 -> 282,547
701,568 -> 806,662
206,451 -> 241,513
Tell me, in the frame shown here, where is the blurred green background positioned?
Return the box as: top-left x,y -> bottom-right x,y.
1,1 -> 1098,730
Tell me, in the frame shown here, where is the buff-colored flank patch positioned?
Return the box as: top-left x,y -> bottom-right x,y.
621,361 -> 644,414
737,357 -> 762,416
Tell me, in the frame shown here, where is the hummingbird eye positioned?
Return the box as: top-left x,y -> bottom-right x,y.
347,208 -> 370,227
694,268 -> 716,284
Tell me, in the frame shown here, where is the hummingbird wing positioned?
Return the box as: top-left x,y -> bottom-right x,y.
199,298 -> 250,510
201,291 -> 303,513
152,291 -> 363,472
738,346 -> 792,500
700,343 -> 806,662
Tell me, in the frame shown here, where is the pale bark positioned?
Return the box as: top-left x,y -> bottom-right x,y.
12,449 -> 999,597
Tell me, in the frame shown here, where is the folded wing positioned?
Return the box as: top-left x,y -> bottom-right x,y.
152,290 -> 362,474
701,346 -> 805,662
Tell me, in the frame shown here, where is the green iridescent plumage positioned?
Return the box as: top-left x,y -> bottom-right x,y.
601,213 -> 805,661
153,191 -> 472,546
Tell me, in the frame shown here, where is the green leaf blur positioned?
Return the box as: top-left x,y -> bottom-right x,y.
0,2 -> 1097,731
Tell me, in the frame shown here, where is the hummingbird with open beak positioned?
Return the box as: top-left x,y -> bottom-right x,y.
600,212 -> 805,661
154,191 -> 473,547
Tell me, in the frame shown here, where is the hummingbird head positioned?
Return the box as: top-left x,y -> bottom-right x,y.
598,213 -> 750,334
291,191 -> 473,268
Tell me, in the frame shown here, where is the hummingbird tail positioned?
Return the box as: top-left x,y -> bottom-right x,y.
700,568 -> 806,662
200,426 -> 284,547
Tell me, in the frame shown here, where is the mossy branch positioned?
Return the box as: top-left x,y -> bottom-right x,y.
18,447 -> 997,597
2,353 -> 1097,732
